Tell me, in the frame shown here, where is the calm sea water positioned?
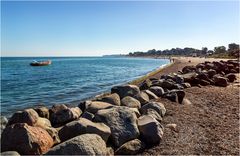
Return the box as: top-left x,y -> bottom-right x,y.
1,57 -> 169,116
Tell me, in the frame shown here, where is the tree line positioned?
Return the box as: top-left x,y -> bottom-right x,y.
128,43 -> 239,58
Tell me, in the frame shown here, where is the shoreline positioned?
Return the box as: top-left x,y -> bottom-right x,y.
1,56 -> 239,155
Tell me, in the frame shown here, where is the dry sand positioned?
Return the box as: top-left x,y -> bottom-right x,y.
140,57 -> 240,155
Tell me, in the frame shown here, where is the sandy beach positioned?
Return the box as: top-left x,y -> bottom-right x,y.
136,57 -> 240,155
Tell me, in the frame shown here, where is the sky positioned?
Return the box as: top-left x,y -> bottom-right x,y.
1,1 -> 240,56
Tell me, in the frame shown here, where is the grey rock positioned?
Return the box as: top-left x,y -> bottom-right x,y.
121,96 -> 141,109
133,92 -> 149,105
34,106 -> 50,119
81,111 -> 95,121
137,115 -> 164,145
49,104 -> 82,126
213,76 -> 228,87
115,139 -> 145,155
141,109 -> 163,122
111,85 -> 140,99
94,106 -> 139,147
143,90 -> 158,100
139,79 -> 152,90
225,73 -> 236,82
45,134 -> 107,155
97,93 -> 121,106
149,86 -> 165,97
140,102 -> 166,117
58,118 -> 111,142
7,109 -> 39,126
86,101 -> 114,114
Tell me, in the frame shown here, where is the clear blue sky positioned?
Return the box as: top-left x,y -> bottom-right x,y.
1,1 -> 239,56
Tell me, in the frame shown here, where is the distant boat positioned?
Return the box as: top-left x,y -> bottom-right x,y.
30,60 -> 52,66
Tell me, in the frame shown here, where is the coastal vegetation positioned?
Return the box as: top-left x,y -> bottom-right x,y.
128,43 -> 240,59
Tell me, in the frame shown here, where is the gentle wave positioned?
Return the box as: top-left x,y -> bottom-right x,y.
1,57 -> 169,116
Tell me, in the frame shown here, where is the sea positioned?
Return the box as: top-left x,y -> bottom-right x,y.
1,57 -> 169,116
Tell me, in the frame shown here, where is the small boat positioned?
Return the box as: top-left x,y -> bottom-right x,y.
30,60 -> 52,66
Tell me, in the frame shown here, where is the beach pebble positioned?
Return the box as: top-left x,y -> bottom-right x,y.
94,106 -> 139,147
45,134 -> 107,155
1,123 -> 53,155
137,115 -> 164,145
111,84 -> 140,99
97,93 -> 121,106
121,96 -> 141,109
7,108 -> 39,126
58,118 -> 111,142
140,102 -> 166,117
166,123 -> 177,132
115,139 -> 145,155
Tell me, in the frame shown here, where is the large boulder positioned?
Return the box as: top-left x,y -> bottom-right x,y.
86,101 -> 114,114
34,117 -> 60,144
207,69 -> 217,78
141,109 -> 163,123
49,104 -> 82,126
182,66 -> 196,74
213,76 -> 228,87
115,139 -> 145,155
94,106 -> 139,147
225,73 -> 236,82
149,86 -> 164,97
45,127 -> 61,145
35,117 -> 51,129
139,79 -> 152,90
45,134 -> 107,155
137,115 -> 164,145
121,96 -> 141,109
7,109 -> 39,126
164,89 -> 185,104
34,106 -> 50,119
1,123 -> 53,155
58,118 -> 111,142
78,100 -> 92,112
140,102 -> 166,117
97,93 -> 121,106
133,92 -> 149,105
159,80 -> 177,90
143,90 -> 158,100
111,85 -> 140,99
81,111 -> 95,121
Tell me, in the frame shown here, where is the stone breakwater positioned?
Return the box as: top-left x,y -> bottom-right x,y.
0,59 -> 239,155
